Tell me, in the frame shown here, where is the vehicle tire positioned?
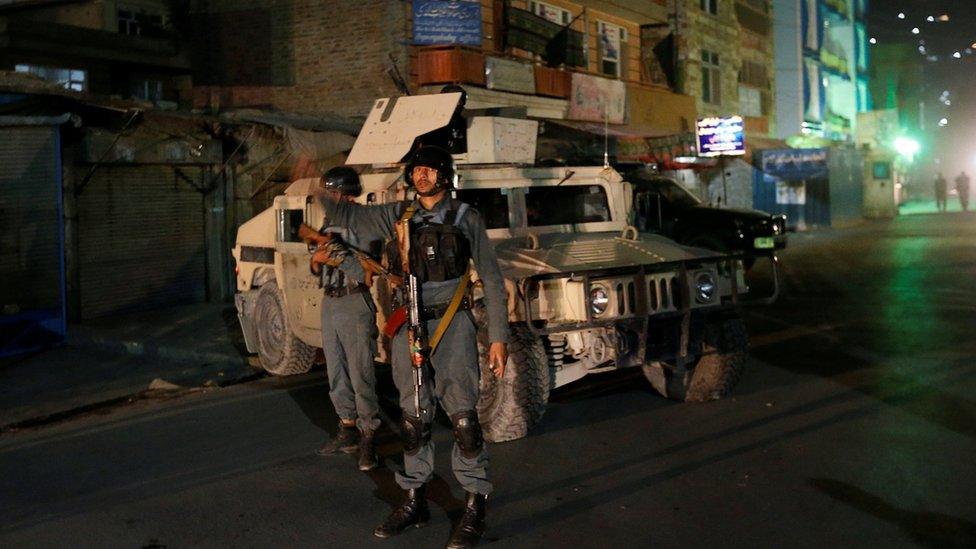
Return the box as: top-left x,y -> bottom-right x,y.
642,315 -> 747,402
472,302 -> 551,443
253,284 -> 315,376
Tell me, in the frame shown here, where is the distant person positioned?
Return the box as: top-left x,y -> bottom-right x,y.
955,171 -> 971,211
935,173 -> 948,212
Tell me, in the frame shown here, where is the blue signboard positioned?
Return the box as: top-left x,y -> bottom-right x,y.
412,0 -> 482,46
696,116 -> 746,157
757,148 -> 829,179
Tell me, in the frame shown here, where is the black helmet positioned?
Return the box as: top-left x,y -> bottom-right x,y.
404,146 -> 457,191
322,166 -> 362,197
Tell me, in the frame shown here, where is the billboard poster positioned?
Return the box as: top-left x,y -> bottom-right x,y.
696,115 -> 746,157
412,0 -> 482,46
567,72 -> 626,124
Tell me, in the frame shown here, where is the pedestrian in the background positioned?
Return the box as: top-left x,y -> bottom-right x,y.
934,172 -> 948,212
312,166 -> 382,472
955,171 -> 970,212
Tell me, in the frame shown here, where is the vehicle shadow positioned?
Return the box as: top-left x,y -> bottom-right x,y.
809,478 -> 976,548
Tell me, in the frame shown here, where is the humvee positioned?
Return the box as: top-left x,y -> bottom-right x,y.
233,93 -> 764,442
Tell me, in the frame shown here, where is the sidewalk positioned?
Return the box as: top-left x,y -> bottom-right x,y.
0,303 -> 263,432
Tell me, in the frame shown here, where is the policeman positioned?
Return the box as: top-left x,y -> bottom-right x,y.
320,147 -> 508,548
312,166 -> 382,472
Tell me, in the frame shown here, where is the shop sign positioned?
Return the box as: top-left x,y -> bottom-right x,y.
696,115 -> 746,157
412,0 -> 482,46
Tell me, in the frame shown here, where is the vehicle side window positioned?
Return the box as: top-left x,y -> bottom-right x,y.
276,209 -> 304,242
634,190 -> 660,232
456,188 -> 509,229
525,185 -> 611,226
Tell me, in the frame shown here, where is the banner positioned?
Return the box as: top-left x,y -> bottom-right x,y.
567,72 -> 626,124
412,0 -> 482,46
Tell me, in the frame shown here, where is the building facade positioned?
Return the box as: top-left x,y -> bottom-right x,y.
188,0 -> 716,164
774,0 -> 870,142
0,0 -> 192,104
672,0 -> 776,139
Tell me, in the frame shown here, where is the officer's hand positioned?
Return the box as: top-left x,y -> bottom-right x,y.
310,248 -> 331,275
488,342 -> 507,378
322,241 -> 349,267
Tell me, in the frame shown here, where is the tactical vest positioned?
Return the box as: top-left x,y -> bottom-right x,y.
388,199 -> 471,283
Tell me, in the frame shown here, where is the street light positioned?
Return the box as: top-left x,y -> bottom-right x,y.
894,137 -> 921,162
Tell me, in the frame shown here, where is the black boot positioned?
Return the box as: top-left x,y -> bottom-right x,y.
373,486 -> 430,538
358,428 -> 378,471
315,421 -> 359,456
446,492 -> 487,548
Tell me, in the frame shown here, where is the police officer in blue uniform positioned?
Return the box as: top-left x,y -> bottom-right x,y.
320,147 -> 508,548
313,166 -> 382,471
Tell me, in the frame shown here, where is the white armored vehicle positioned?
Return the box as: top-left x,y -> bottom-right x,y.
233,93 -> 755,442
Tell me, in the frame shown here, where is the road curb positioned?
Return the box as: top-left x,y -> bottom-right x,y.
66,332 -> 249,367
0,369 -> 266,435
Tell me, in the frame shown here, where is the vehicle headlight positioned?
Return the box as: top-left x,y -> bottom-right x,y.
695,272 -> 716,303
589,284 -> 610,316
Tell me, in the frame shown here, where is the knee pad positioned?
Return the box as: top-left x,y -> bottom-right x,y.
451,410 -> 484,459
401,414 -> 431,456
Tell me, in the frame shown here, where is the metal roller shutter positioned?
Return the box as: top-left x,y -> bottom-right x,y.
0,125 -> 66,354
77,165 -> 206,319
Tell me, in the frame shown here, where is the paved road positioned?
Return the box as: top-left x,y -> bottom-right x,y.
2,213 -> 975,548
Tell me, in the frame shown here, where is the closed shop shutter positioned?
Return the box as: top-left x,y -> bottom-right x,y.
77,166 -> 206,319
0,125 -> 65,351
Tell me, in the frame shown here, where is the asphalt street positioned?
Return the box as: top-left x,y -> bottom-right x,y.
1,212 -> 975,548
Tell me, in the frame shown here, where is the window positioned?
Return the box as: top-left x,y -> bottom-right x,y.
739,85 -> 762,117
525,185 -> 611,226
700,0 -> 718,15
701,50 -> 721,105
598,22 -> 627,78
117,8 -> 165,37
529,1 -> 571,25
456,189 -> 510,229
132,79 -> 164,102
15,64 -> 86,92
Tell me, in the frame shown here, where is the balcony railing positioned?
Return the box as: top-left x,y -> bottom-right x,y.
415,46 -> 486,87
415,45 -> 579,99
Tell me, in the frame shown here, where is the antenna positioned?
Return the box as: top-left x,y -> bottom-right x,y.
603,103 -> 609,169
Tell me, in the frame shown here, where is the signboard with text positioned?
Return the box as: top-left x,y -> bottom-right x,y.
696,115 -> 746,157
412,0 -> 482,46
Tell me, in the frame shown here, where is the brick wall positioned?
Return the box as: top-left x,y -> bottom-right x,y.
192,0 -> 409,118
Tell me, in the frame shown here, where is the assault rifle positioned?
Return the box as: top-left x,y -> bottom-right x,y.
396,209 -> 426,418
298,223 -> 402,287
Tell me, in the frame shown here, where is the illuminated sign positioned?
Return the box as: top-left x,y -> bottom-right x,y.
696,116 -> 746,157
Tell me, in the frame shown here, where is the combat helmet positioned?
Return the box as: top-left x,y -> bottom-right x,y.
404,145 -> 457,193
322,166 -> 362,197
